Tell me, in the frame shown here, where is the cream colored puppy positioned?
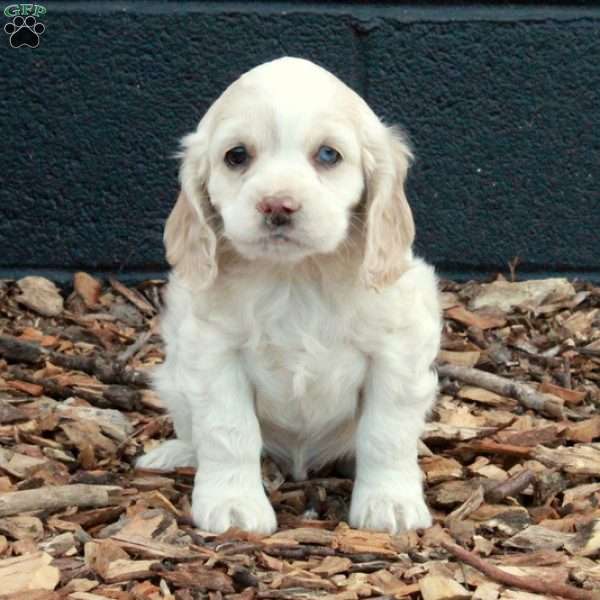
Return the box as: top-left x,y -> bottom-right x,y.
137,57 -> 441,535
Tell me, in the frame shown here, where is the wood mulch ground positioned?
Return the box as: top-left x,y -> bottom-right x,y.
0,273 -> 598,600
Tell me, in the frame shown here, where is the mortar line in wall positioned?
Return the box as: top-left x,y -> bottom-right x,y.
349,18 -> 370,103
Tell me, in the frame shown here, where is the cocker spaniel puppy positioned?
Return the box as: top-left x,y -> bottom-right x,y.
137,57 -> 441,535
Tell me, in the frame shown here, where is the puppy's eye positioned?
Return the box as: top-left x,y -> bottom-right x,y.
316,145 -> 341,166
225,145 -> 250,168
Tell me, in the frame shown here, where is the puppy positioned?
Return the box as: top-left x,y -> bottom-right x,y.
137,57 -> 441,535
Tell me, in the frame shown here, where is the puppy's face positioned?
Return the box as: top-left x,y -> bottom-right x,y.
205,64 -> 364,262
168,58 -> 415,288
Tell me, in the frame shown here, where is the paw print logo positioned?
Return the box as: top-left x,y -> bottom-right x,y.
4,15 -> 45,48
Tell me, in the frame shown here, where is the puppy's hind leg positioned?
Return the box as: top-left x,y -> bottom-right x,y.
136,368 -> 196,471
136,439 -> 196,470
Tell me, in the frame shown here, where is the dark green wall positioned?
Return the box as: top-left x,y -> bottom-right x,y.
2,2 -> 599,281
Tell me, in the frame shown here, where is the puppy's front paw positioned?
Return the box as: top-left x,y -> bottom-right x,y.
349,484 -> 431,534
192,485 -> 277,535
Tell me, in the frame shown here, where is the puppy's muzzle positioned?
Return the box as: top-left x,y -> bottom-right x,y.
256,197 -> 300,229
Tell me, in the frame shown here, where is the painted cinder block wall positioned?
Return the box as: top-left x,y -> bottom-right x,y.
1,1 -> 599,282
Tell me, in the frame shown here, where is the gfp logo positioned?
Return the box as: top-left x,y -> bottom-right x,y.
4,4 -> 46,48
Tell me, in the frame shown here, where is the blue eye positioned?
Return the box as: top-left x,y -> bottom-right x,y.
316,145 -> 341,166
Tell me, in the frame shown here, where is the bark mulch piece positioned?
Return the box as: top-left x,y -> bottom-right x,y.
0,272 -> 599,600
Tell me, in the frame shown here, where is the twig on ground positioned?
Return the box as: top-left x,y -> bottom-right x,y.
437,363 -> 564,419
0,334 -> 151,387
458,439 -> 533,459
441,541 -> 597,600
117,329 -> 154,363
575,347 -> 600,359
109,277 -> 156,316
0,484 -> 123,517
484,469 -> 536,503
10,367 -> 141,411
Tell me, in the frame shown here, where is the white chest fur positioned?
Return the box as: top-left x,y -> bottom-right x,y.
242,314 -> 367,478
159,258 -> 439,480
235,273 -> 368,478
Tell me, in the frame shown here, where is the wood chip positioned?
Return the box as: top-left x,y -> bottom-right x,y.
333,525 -> 396,557
420,574 -> 472,600
311,556 -> 352,576
504,525 -> 575,551
160,562 -> 234,592
533,444 -> 600,476
422,456 -> 464,484
0,514 -> 45,540
564,418 -> 600,444
457,387 -> 517,408
469,278 -> 575,312
7,379 -> 45,396
85,539 -> 159,583
565,520 -> 600,557
267,528 -> 334,546
16,277 -> 64,317
439,350 -> 482,368
473,582 -> 500,600
0,552 -> 60,595
446,305 -> 506,330
538,382 -> 586,405
74,272 -> 103,309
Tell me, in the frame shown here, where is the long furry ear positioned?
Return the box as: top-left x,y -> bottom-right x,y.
164,131 -> 218,288
361,127 -> 415,289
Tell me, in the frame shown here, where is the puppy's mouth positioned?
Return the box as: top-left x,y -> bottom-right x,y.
266,231 -> 302,246
231,229 -> 314,262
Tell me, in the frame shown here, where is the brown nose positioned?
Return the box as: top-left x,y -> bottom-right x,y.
256,197 -> 300,228
256,197 -> 300,215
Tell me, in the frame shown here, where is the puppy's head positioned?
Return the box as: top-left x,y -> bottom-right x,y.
165,57 -> 414,289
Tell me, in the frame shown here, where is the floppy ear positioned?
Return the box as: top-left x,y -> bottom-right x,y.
361,127 -> 415,289
164,131 -> 218,288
